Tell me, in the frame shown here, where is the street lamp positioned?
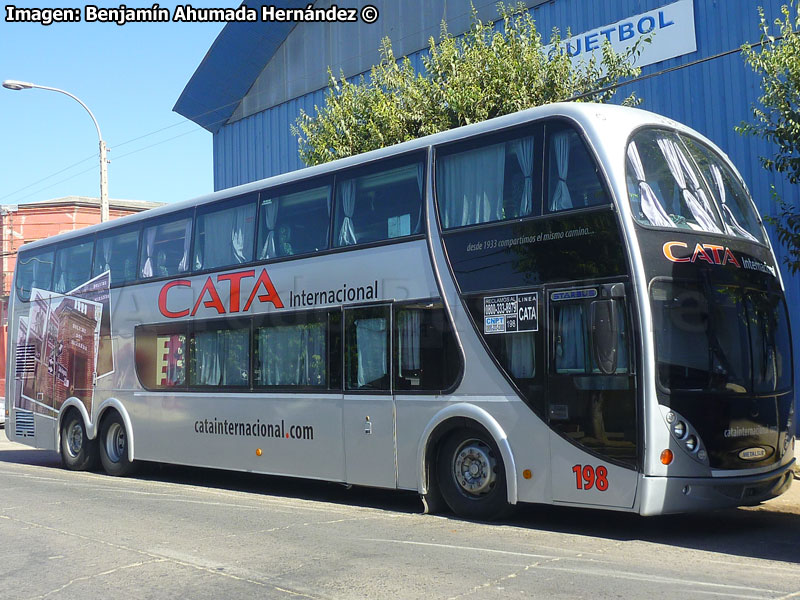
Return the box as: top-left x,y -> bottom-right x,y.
2,79 -> 110,222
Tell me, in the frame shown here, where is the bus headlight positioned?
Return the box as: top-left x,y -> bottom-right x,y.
672,421 -> 687,439
685,435 -> 698,452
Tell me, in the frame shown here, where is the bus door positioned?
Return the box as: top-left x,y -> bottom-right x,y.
546,284 -> 638,508
342,304 -> 397,488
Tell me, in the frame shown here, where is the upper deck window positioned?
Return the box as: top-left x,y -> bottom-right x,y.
626,129 -> 765,243
140,216 -> 192,279
545,126 -> 609,213
194,195 -> 256,271
15,249 -> 54,301
54,240 -> 93,293
93,227 -> 140,285
437,133 -> 536,229
258,183 -> 330,259
334,158 -> 424,247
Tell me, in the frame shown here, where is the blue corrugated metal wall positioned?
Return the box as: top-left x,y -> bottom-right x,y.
213,0 -> 799,428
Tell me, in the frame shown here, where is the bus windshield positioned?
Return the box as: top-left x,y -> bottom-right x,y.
651,280 -> 792,394
626,128 -> 765,243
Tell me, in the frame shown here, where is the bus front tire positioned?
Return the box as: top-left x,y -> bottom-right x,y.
99,412 -> 137,477
436,428 -> 513,521
60,411 -> 98,471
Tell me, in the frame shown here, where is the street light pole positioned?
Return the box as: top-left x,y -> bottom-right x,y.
2,79 -> 110,222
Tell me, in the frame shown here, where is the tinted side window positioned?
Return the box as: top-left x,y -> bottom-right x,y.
140,217 -> 193,279
546,126 -> 608,213
334,159 -> 423,247
257,183 -> 330,260
54,240 -> 94,293
16,249 -> 54,301
345,305 -> 390,391
254,311 -> 332,389
189,320 -> 250,387
195,196 -> 257,271
394,303 -> 459,392
94,228 -> 140,285
437,133 -> 538,229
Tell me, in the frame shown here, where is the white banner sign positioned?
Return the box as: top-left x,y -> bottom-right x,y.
557,0 -> 697,68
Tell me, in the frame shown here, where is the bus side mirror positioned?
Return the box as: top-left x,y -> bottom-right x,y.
591,299 -> 619,375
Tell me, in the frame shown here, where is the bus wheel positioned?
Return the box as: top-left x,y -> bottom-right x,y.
436,429 -> 512,521
60,411 -> 98,471
99,412 -> 137,477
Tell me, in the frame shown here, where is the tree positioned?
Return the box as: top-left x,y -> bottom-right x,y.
739,2 -> 800,273
293,2 -> 645,167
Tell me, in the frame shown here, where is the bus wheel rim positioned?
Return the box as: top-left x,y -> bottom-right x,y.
106,423 -> 125,463
66,421 -> 83,457
453,439 -> 496,496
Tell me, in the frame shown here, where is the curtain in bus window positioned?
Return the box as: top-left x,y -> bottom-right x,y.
257,323 -> 326,386
709,164 -> 758,241
438,144 -> 505,228
656,138 -> 721,233
511,137 -> 534,217
414,163 -> 424,233
260,198 -> 279,259
398,310 -> 422,372
338,179 -> 357,246
356,318 -> 388,388
97,238 -> 112,274
626,142 -> 673,227
141,227 -> 156,278
199,203 -> 254,269
550,132 -> 572,211
193,329 -> 248,386
555,304 -> 586,372
54,252 -> 69,293
504,332 -> 536,378
177,220 -> 192,272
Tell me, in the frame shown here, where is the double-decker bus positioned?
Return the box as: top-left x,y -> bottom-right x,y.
5,102 -> 795,518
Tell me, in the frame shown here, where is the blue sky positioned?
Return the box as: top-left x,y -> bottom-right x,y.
1,2 -> 234,207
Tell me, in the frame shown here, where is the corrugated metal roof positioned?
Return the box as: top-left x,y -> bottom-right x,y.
172,0 -> 308,133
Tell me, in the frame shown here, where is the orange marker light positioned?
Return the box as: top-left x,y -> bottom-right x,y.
660,449 -> 674,465
256,448 -> 262,456
522,469 -> 532,479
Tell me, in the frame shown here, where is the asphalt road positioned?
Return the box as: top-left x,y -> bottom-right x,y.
0,435 -> 798,600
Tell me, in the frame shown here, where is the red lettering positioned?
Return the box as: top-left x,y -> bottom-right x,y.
243,269 -> 284,311
191,277 -> 226,316
662,241 -> 690,263
703,244 -> 725,264
158,280 -> 191,318
723,248 -> 741,268
218,270 -> 255,313
691,243 -> 713,264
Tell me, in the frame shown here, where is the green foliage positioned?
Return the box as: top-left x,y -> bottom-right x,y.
293,2 -> 645,167
738,2 -> 800,273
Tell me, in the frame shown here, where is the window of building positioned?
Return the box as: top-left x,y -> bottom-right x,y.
194,196 -> 257,271
135,324 -> 187,390
257,183 -> 330,260
437,132 -> 538,229
334,158 -> 424,247
93,227 -> 140,285
140,216 -> 193,279
546,125 -> 609,213
345,305 -> 390,391
394,303 -> 460,392
253,311 -> 335,389
15,249 -> 54,301
53,240 -> 94,293
189,320 -> 250,387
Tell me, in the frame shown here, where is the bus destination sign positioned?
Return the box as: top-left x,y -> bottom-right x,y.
483,292 -> 538,334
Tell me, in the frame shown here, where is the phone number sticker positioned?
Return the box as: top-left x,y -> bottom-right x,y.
483,292 -> 538,334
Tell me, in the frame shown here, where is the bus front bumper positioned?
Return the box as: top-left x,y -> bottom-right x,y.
638,458 -> 795,516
